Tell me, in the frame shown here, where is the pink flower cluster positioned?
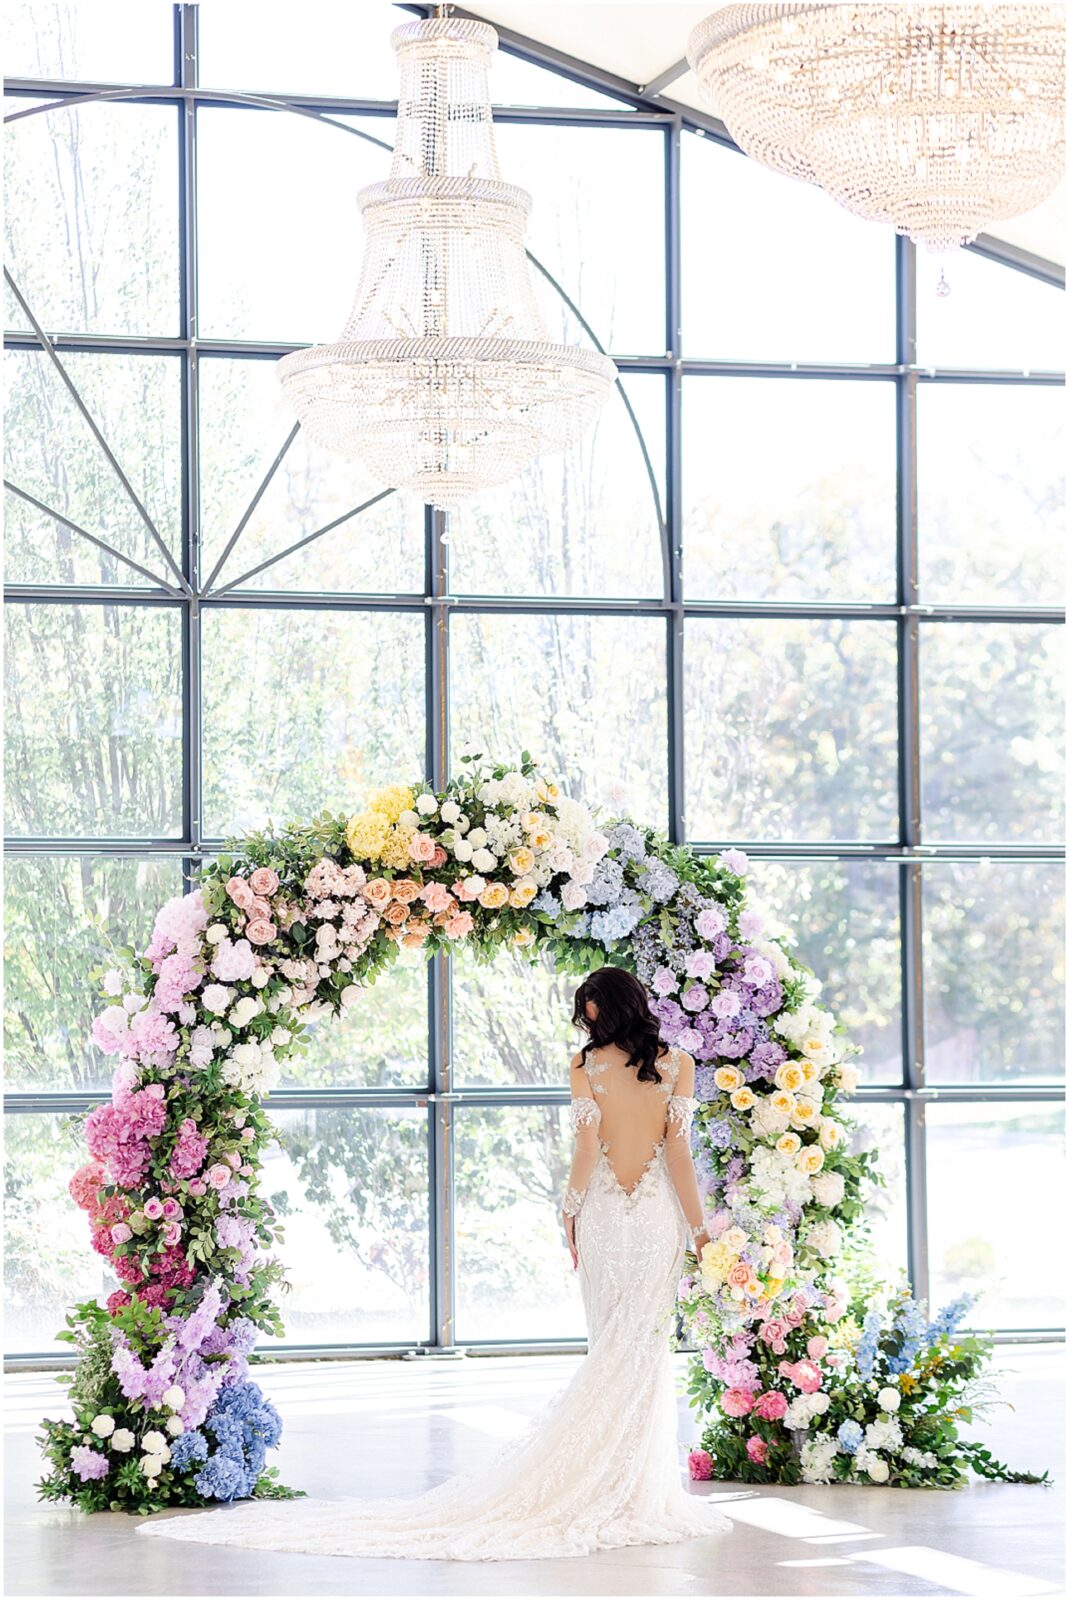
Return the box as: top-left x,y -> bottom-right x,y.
91,1000 -> 180,1068
687,1448 -> 714,1481
225,867 -> 281,946
144,888 -> 209,966
153,951 -> 203,1013
169,1116 -> 209,1181
85,1083 -> 168,1187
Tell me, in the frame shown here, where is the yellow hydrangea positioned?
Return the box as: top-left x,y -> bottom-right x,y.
345,810 -> 389,860
699,1240 -> 737,1285
368,785 -> 415,824
379,825 -> 416,869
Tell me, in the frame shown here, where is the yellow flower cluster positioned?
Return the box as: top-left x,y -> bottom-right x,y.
345,786 -> 418,862
344,810 -> 390,861
368,785 -> 415,823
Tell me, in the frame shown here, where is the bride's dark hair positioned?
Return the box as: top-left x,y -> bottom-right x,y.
572,966 -> 667,1084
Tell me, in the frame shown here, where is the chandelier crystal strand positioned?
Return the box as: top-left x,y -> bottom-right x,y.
687,5 -> 1066,253
278,18 -> 616,508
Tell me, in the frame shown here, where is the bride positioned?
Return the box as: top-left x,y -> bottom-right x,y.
136,965 -> 733,1561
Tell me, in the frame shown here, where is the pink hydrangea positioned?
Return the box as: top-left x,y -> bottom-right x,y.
84,1086 -> 168,1187
753,1389 -> 789,1421
153,952 -> 203,1013
146,889 -> 209,962
807,1335 -> 829,1361
210,937 -> 257,982
687,1449 -> 714,1481
91,1004 -> 132,1055
169,1117 -> 209,1180
106,1290 -> 132,1316
127,1004 -> 180,1066
68,1160 -> 106,1212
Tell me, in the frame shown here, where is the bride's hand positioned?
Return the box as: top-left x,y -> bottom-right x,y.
562,1211 -> 578,1270
690,1228 -> 710,1261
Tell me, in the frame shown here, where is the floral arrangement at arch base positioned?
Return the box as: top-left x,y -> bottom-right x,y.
38,754 -> 1048,1514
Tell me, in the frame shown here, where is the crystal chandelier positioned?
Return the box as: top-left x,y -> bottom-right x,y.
278,16 -> 617,508
686,5 -> 1066,252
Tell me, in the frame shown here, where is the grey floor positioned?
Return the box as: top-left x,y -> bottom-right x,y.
4,1344 -> 1063,1598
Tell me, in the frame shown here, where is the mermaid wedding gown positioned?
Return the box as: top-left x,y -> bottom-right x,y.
136,1044 -> 732,1561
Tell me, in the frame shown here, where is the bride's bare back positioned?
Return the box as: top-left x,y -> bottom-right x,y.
576,1044 -> 680,1192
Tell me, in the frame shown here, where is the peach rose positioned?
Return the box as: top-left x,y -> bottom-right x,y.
420,881 -> 454,914
225,876 -> 255,911
383,902 -> 409,925
727,1261 -> 752,1290
362,878 -> 392,909
249,867 -> 280,896
513,928 -> 535,948
509,882 -> 537,908
408,832 -> 436,864
453,875 -> 485,902
444,910 -> 474,939
245,918 -> 276,946
429,845 -> 448,869
390,878 -> 422,904
508,846 -> 535,875
403,924 -> 432,947
478,882 -> 509,909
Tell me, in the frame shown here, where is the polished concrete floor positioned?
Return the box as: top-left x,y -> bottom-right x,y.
4,1344 -> 1063,1598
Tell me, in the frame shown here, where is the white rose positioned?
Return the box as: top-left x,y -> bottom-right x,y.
454,814 -> 470,833
249,966 -> 270,989
467,827 -> 488,849
809,1170 -> 845,1208
233,1041 -> 260,1066
229,996 -> 261,1028
201,983 -> 233,1015
818,1118 -> 844,1151
471,848 -> 497,872
835,1062 -> 861,1094
166,1415 -> 185,1436
440,800 -> 460,824
111,1429 -> 135,1452
339,985 -> 360,1008
416,794 -> 438,816
90,1414 -> 115,1438
102,969 -> 125,996
140,1454 -> 165,1478
560,881 -> 587,912
161,1386 -> 185,1410
141,1430 -> 167,1453
397,808 -> 420,828
865,1454 -> 889,1483
205,924 -> 228,945
271,1027 -> 290,1046
877,1387 -> 901,1413
453,838 -> 473,862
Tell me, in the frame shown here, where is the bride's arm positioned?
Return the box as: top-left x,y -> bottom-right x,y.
664,1051 -> 711,1260
561,1054 -> 601,1262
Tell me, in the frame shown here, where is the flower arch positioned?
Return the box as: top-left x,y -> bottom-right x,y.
38,754 -> 1043,1512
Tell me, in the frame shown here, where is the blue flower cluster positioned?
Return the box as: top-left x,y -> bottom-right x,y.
608,823 -> 646,861
836,1419 -> 864,1454
532,890 -> 560,917
636,858 -> 680,904
169,1429 -> 209,1471
585,857 -> 624,906
189,1380 -> 283,1502
589,903 -> 643,947
926,1291 -> 978,1342
886,1296 -> 928,1374
855,1306 -> 884,1381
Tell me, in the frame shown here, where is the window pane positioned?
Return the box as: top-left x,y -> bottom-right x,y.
3,0 -> 174,83
4,1110 -> 111,1356
197,109 -> 392,343
927,1103 -> 1064,1330
447,375 -> 665,600
450,613 -> 669,831
917,248 -> 1064,372
198,357 -> 423,595
454,1105 -> 584,1340
491,49 -> 632,109
920,622 -> 1064,843
682,377 -> 896,602
4,601 -> 184,838
276,948 -> 428,1089
260,1106 -> 430,1346
452,948 -> 577,1089
685,618 -> 898,841
198,0 -> 401,99
4,855 -> 184,1092
745,860 -> 902,1085
917,383 -> 1065,606
681,131 -> 895,363
923,861 -> 1065,1085
200,606 -> 425,839
493,123 -> 666,357
842,1101 -> 908,1276
5,102 -> 178,337
4,349 -> 182,587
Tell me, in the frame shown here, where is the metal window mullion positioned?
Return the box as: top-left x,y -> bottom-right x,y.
666,114 -> 685,847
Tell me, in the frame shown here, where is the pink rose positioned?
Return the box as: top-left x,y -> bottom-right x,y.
652,966 -> 678,996
687,1449 -> 714,1481
746,1435 -> 769,1464
429,845 -> 448,869
207,1163 -> 232,1190
225,1150 -> 242,1169
444,910 -> 474,939
248,896 -> 273,920
752,1389 -> 788,1421
161,1197 -> 182,1221
759,1317 -> 789,1352
226,876 -> 255,911
806,1335 -> 828,1361
245,918 -> 276,946
143,1197 -> 164,1220
720,1387 -> 755,1418
420,881 -> 454,914
163,1220 -> 183,1246
727,1262 -> 752,1290
110,1222 -> 132,1245
249,867 -> 280,896
408,832 -> 436,863
779,1359 -> 823,1394
188,1179 -> 207,1197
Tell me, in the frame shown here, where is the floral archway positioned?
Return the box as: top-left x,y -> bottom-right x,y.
39,755 -> 1044,1513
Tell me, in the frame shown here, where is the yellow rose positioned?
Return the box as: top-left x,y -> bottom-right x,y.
776,1132 -> 802,1155
509,880 -> 537,908
535,778 -> 560,802
774,1062 -> 804,1092
528,829 -> 553,850
512,928 -> 535,948
770,1089 -> 796,1117
818,1118 -> 844,1150
344,811 -> 389,861
368,785 -> 415,824
478,882 -> 509,909
509,847 -> 535,876
379,825 -> 416,869
520,811 -> 545,832
800,1058 -> 821,1082
790,1099 -> 819,1127
714,1066 -> 743,1093
730,1087 -> 756,1111
764,1276 -> 786,1301
796,1146 -> 825,1175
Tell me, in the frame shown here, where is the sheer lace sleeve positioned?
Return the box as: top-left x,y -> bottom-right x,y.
663,1050 -> 705,1241
562,1056 -> 602,1217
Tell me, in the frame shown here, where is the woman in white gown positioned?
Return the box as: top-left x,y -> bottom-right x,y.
136,966 -> 733,1561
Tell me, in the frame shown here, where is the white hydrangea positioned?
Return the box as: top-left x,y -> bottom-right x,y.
810,1170 -> 845,1208
855,1447 -> 890,1482
901,1446 -> 938,1469
800,1434 -> 839,1484
750,1097 -> 791,1141
865,1417 -> 903,1452
805,1219 -> 843,1258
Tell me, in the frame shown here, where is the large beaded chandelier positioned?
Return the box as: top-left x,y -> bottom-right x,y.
278,15 -> 617,508
686,5 -> 1066,252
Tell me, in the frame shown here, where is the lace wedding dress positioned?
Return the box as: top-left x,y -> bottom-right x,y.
136,1044 -> 732,1562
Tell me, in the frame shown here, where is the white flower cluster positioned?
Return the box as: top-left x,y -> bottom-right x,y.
784,1390 -> 831,1430
90,1385 -> 185,1488
804,1218 -> 843,1259
864,1416 -> 903,1452
901,1445 -> 938,1470
748,1145 -> 814,1210
854,1446 -> 890,1482
773,1001 -> 843,1074
800,1432 -> 840,1484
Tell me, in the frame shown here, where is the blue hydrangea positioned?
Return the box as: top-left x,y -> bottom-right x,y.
194,1452 -> 249,1502
704,1119 -> 732,1149
637,860 -> 680,903
837,1420 -> 864,1454
566,913 -> 592,939
532,890 -> 560,917
854,1306 -> 884,1382
609,823 -> 646,861
169,1429 -> 209,1471
590,904 -> 642,947
585,857 -> 625,907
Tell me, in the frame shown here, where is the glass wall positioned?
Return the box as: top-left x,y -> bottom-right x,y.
4,0 -> 1065,1355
